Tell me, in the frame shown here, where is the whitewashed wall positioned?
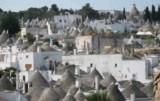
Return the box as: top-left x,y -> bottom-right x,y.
0,91 -> 28,101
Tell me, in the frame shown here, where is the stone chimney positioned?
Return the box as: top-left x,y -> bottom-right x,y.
73,49 -> 77,55
75,65 -> 80,76
37,46 -> 41,53
95,76 -> 99,90
75,79 -> 81,88
130,92 -> 135,101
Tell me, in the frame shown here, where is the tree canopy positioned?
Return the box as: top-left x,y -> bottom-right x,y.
0,11 -> 20,37
78,3 -> 99,20
143,6 -> 150,22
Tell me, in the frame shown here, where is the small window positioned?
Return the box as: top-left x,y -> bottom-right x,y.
115,63 -> 117,67
59,20 -> 62,22
90,63 -> 93,67
64,20 -> 66,23
26,55 -> 28,58
125,75 -> 127,78
132,74 -> 136,78
23,76 -> 26,81
29,82 -> 32,87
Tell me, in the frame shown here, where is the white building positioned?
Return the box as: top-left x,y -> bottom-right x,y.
62,54 -> 158,83
17,49 -> 62,71
53,13 -> 82,29
88,19 -> 134,33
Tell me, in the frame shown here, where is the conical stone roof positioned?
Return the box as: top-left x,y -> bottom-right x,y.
62,91 -> 76,101
28,71 -> 49,87
130,4 -> 139,16
55,70 -> 75,92
39,87 -> 60,101
141,82 -> 153,97
89,68 -> 103,80
122,81 -> 147,98
0,30 -> 9,45
74,89 -> 85,101
14,37 -> 23,46
107,84 -> 125,101
68,85 -> 78,95
54,85 -> 66,99
100,74 -> 116,88
2,38 -> 13,46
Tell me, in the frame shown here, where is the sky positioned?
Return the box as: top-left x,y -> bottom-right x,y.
0,0 -> 159,12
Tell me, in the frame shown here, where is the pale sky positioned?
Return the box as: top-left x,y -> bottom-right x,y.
0,0 -> 159,12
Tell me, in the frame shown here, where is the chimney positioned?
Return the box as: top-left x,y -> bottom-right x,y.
75,79 -> 81,88
16,71 -> 20,91
87,67 -> 91,74
75,65 -> 80,76
130,92 -> 135,101
35,35 -> 39,41
37,46 -> 41,53
86,42 -> 90,55
73,49 -> 77,55
50,39 -> 53,47
95,76 -> 99,90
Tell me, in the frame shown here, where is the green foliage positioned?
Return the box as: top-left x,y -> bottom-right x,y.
60,8 -> 75,15
50,4 -> 59,14
15,32 -> 21,39
0,11 -> 20,37
157,5 -> 160,22
123,8 -> 126,19
99,12 -> 113,19
24,33 -> 35,43
122,32 -> 130,38
0,67 -> 17,87
86,92 -> 112,101
151,5 -> 156,23
146,37 -> 154,44
78,3 -> 99,20
143,6 -> 150,22
0,8 -> 3,13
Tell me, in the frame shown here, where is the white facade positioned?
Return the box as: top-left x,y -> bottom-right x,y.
21,27 -> 48,37
89,20 -> 134,33
0,91 -> 28,101
53,13 -> 82,29
19,70 -> 53,82
0,46 -> 19,69
62,54 -> 158,83
17,51 -> 62,71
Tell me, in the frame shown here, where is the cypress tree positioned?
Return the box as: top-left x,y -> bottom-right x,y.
144,6 -> 150,22
157,5 -> 160,22
123,8 -> 126,19
151,5 -> 156,23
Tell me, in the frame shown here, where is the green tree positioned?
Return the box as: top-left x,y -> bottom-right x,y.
0,8 -> 3,13
157,5 -> 160,22
78,3 -> 99,20
151,5 -> 156,23
23,33 -> 35,43
86,92 -> 112,101
41,6 -> 48,12
0,11 -> 20,37
144,6 -> 150,22
60,8 -> 74,15
0,67 -> 17,87
50,4 -> 59,14
123,8 -> 126,19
